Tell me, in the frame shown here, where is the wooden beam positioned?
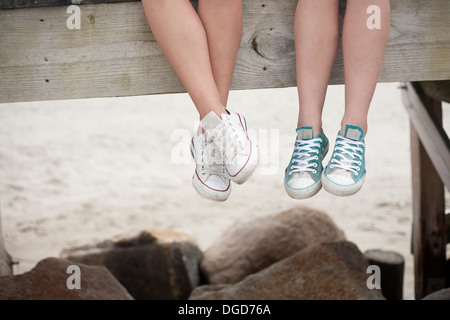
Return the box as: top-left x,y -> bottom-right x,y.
0,0 -> 137,9
402,82 -> 450,190
1,0 -> 450,103
409,123 -> 446,299
419,80 -> 450,104
404,83 -> 447,299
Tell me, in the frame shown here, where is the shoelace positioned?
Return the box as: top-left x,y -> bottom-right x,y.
289,137 -> 322,175
329,135 -> 364,175
209,116 -> 247,164
198,136 -> 227,181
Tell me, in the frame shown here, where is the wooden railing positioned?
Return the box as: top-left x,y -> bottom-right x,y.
1,0 -> 449,103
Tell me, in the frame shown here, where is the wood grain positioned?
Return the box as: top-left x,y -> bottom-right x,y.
1,0 -> 450,103
0,0 -> 137,9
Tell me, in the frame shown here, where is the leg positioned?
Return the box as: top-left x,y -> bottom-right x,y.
284,0 -> 339,200
198,0 -> 242,107
141,0 -> 225,119
342,0 -> 390,134
295,0 -> 340,136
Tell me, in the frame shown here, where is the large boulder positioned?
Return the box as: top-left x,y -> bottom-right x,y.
201,202 -> 346,284
0,246 -> 12,276
0,257 -> 133,300
0,211 -> 13,276
61,228 -> 202,300
191,241 -> 384,300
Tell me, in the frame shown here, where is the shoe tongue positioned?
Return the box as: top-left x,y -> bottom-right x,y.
296,126 -> 314,140
201,111 -> 222,132
343,125 -> 364,141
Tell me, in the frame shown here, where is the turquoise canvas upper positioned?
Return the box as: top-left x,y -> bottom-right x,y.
285,126 -> 329,188
324,124 -> 366,182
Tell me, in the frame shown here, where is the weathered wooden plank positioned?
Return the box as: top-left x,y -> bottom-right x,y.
0,0 -> 137,9
402,82 -> 450,190
409,123 -> 446,299
1,0 -> 450,103
418,80 -> 450,104
405,84 -> 447,299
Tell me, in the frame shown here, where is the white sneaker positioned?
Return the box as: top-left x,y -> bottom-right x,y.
202,111 -> 259,185
190,126 -> 231,202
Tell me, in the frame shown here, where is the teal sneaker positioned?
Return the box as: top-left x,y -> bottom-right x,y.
284,126 -> 329,199
322,124 -> 366,197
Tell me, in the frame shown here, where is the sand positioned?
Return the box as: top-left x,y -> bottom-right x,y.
0,82 -> 449,300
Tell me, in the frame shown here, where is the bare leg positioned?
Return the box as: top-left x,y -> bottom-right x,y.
295,0 -> 340,136
198,0 -> 242,107
342,0 -> 390,135
141,0 -> 226,119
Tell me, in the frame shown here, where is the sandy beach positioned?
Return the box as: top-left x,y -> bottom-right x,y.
1,82 -> 449,300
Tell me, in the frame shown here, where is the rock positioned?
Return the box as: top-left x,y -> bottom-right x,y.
0,257 -> 133,300
0,245 -> 12,276
190,241 -> 384,300
0,210 -> 13,276
201,202 -> 346,284
422,288 -> 450,300
61,228 -> 203,300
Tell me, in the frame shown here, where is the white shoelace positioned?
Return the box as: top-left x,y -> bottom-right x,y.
209,117 -> 247,164
198,136 -> 227,181
329,135 -> 364,174
289,137 -> 322,175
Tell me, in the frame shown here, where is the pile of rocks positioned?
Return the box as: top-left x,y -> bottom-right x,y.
1,202 -> 447,300
190,202 -> 381,300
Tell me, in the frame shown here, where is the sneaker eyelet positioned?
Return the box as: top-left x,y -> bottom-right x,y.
313,163 -> 317,167
313,170 -> 317,174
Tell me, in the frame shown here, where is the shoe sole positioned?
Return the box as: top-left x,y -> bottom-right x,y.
227,141 -> 259,185
321,172 -> 366,197
192,171 -> 231,202
190,140 -> 231,202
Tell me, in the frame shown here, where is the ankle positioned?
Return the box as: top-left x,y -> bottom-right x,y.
340,121 -> 367,137
199,106 -> 227,121
297,121 -> 323,137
